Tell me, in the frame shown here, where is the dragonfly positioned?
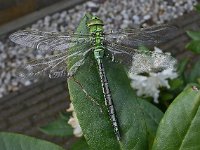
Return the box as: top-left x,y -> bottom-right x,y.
9,15 -> 177,141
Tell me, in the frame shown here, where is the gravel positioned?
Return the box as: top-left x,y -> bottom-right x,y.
0,0 -> 197,98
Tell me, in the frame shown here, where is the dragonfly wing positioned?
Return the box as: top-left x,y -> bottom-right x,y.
10,29 -> 91,53
105,24 -> 177,48
17,45 -> 92,79
106,43 -> 177,75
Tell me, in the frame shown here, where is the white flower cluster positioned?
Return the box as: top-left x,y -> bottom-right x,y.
128,47 -> 178,103
67,103 -> 83,137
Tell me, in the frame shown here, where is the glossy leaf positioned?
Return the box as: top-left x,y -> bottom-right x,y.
152,83 -> 200,150
186,40 -> 200,53
186,31 -> 200,40
67,13 -> 163,150
0,132 -> 64,150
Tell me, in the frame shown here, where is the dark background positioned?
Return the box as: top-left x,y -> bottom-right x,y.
0,0 -> 63,25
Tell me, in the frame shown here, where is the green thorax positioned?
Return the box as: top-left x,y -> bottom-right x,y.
87,16 -> 104,60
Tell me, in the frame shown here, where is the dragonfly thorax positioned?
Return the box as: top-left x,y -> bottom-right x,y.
87,16 -> 105,60
87,16 -> 104,38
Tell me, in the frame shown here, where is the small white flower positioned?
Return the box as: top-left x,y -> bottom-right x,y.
67,103 -> 83,137
128,47 -> 177,103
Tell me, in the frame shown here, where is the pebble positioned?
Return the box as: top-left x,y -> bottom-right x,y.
0,0 -> 197,98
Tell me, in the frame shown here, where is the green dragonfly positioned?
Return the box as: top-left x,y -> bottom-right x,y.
9,16 -> 177,141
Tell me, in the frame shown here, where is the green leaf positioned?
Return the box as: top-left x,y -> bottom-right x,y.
177,58 -> 189,75
169,78 -> 184,90
138,45 -> 150,52
39,117 -> 73,137
59,112 -> 70,121
70,138 -> 89,150
67,13 -> 163,150
186,40 -> 200,53
187,60 -> 200,83
160,93 -> 174,101
136,99 -> 164,149
186,31 -> 200,40
152,83 -> 200,150
195,4 -> 200,13
0,132 -> 64,150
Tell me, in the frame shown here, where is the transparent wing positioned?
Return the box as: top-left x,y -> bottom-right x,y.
106,43 -> 177,75
105,24 -> 177,48
16,44 -> 93,79
9,29 -> 91,53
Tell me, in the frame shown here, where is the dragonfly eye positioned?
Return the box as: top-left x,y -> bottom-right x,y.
92,16 -> 99,20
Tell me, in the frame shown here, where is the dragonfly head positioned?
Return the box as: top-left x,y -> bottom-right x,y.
87,16 -> 104,27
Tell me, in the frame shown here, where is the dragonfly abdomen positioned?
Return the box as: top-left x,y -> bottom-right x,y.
88,16 -> 121,140
97,59 -> 121,141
